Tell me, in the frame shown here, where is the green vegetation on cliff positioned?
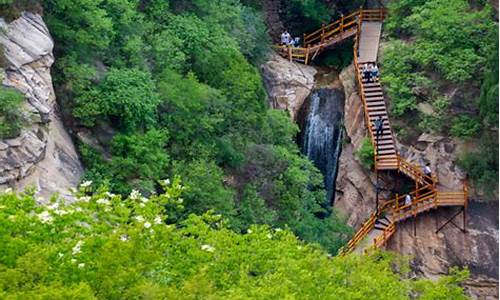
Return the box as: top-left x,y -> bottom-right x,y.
381,0 -> 498,196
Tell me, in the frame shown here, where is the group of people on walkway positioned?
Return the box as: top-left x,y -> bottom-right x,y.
362,63 -> 379,82
280,30 -> 300,47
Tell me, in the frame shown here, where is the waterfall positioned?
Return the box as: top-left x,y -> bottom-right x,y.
300,88 -> 344,207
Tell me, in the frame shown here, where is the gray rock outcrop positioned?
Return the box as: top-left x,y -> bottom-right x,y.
261,53 -> 317,120
0,12 -> 82,199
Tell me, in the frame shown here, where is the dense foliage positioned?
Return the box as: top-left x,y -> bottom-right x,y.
381,0 -> 498,195
0,187 -> 469,299
0,86 -> 24,139
356,137 -> 375,170
39,0 -> 351,252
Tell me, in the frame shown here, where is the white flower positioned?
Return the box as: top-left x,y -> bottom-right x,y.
201,244 -> 215,252
58,252 -> 64,258
38,211 -> 53,224
105,191 -> 115,197
144,222 -> 152,229
130,190 -> 141,200
163,179 -> 171,185
72,241 -> 84,255
78,196 -> 91,203
267,233 -> 272,239
80,181 -> 92,188
247,229 -> 252,234
78,263 -> 85,269
71,258 -> 77,264
139,203 -> 146,208
119,234 -> 129,242
154,216 -> 162,224
53,209 -> 69,216
81,180 -> 92,187
2,188 -> 12,194
47,202 -> 59,210
140,197 -> 149,203
96,198 -> 111,206
149,229 -> 155,234
275,228 -> 282,232
134,215 -> 144,222
178,198 -> 184,204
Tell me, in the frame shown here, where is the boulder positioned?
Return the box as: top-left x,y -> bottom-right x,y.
261,53 -> 316,120
0,12 -> 83,199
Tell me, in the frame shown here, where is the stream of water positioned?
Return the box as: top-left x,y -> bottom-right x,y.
300,87 -> 344,207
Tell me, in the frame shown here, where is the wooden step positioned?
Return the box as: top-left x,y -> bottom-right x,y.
376,144 -> 395,150
376,139 -> 394,145
368,111 -> 387,117
366,100 -> 385,106
363,87 -> 382,92
377,149 -> 397,155
363,82 -> 381,88
366,98 -> 385,104
365,91 -> 384,97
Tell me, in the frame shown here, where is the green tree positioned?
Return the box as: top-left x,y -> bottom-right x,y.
74,68 -> 160,131
81,129 -> 169,194
171,159 -> 236,221
0,86 -> 24,139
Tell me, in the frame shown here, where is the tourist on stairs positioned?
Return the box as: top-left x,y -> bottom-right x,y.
371,64 -> 380,82
405,194 -> 412,207
423,163 -> 432,177
374,115 -> 384,138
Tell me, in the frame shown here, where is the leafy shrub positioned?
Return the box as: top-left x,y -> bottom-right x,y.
450,115 -> 482,138
0,188 -> 468,298
171,159 -> 236,221
0,86 -> 24,139
458,135 -> 499,197
74,68 -> 160,131
80,129 -> 169,195
356,137 -> 375,170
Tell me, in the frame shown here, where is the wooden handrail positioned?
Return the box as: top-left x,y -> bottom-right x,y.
280,7 -> 467,256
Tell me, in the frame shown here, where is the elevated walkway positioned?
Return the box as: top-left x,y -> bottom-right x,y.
274,8 -> 468,256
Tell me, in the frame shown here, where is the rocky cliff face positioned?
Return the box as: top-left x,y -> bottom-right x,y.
333,64 -> 377,228
261,53 -> 316,121
335,63 -> 498,299
0,12 -> 82,199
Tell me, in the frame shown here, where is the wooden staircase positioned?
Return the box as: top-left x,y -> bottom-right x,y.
274,8 -> 469,256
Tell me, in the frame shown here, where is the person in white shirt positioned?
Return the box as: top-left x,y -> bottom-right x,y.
281,30 -> 291,45
423,163 -> 432,177
404,194 -> 412,206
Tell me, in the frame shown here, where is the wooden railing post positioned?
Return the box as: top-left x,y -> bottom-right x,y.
340,14 -> 344,33
303,33 -> 306,47
305,45 -> 311,65
288,46 -> 293,62
321,23 -> 325,43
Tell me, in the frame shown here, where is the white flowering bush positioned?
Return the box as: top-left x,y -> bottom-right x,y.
0,179 -> 468,299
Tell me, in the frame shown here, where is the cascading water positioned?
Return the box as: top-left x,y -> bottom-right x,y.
300,87 -> 344,207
